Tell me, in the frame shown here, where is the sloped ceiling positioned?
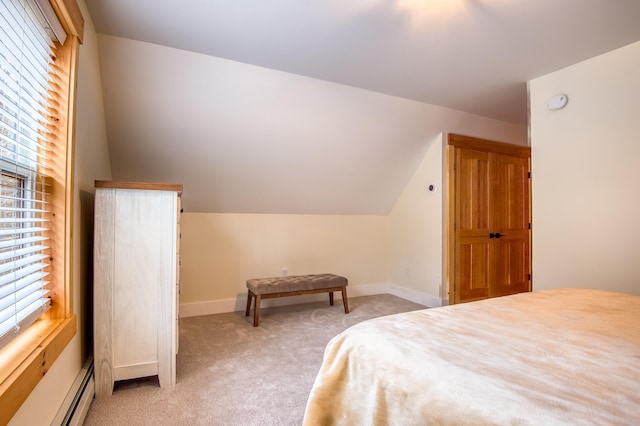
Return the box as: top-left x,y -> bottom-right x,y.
85,0 -> 640,214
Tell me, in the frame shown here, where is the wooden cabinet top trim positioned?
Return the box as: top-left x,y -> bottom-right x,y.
95,180 -> 183,194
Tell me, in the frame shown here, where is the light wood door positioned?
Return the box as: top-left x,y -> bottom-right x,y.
454,148 -> 491,302
490,153 -> 530,298
449,134 -> 531,304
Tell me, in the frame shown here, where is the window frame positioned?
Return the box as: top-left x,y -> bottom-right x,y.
0,0 -> 83,423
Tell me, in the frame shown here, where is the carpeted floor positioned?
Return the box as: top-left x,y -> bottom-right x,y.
83,294 -> 426,425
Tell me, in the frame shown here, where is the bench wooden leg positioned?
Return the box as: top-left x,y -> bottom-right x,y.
341,286 -> 349,314
245,291 -> 253,317
253,295 -> 261,327
246,283 -> 349,326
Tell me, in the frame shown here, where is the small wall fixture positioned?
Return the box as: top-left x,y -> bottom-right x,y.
428,184 -> 436,192
547,94 -> 568,110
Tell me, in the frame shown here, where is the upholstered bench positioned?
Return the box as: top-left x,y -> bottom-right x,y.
245,273 -> 349,326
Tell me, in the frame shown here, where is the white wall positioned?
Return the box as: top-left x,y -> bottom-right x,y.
96,34 -> 527,216
92,28 -> 528,314
529,41 -> 640,295
9,0 -> 112,424
387,125 -> 528,307
182,114 -> 526,315
180,213 -> 389,315
387,135 -> 445,307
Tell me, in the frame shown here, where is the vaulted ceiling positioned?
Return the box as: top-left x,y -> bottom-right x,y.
85,0 -> 640,214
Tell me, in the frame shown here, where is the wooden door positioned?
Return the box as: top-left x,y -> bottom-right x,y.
490,153 -> 530,297
454,148 -> 491,302
449,134 -> 531,304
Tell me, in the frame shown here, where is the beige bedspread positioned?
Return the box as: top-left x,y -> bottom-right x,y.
303,288 -> 640,425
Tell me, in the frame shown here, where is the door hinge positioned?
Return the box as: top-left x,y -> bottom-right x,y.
528,223 -> 531,230
528,273 -> 531,281
528,171 -> 531,179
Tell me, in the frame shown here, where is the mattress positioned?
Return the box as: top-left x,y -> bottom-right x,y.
303,288 -> 640,425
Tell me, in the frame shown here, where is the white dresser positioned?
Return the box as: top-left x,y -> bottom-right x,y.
93,181 -> 182,397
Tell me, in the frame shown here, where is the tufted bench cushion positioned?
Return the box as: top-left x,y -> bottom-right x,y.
245,273 -> 349,326
247,273 -> 347,295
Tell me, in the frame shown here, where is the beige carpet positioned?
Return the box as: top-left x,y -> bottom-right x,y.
83,294 -> 426,425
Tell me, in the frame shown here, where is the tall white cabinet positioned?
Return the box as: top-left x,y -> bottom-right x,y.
93,181 -> 182,397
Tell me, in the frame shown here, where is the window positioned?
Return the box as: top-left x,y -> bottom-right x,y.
0,168 -> 51,349
0,0 -> 83,423
0,0 -> 55,346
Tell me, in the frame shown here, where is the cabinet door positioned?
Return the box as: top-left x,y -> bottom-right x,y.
111,189 -> 177,386
112,190 -> 164,371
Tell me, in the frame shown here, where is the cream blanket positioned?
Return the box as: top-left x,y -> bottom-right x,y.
303,288 -> 640,425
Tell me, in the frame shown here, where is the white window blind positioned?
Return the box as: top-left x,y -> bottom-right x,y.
0,0 -> 61,350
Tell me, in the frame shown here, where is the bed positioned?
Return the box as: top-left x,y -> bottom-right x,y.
302,288 -> 640,425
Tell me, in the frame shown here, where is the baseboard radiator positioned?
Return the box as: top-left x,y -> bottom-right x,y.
52,355 -> 95,426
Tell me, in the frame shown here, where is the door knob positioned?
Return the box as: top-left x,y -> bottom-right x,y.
489,232 -> 504,239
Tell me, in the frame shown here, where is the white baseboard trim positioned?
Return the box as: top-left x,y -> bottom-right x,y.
180,298 -> 238,318
179,283 -> 442,318
387,284 -> 443,308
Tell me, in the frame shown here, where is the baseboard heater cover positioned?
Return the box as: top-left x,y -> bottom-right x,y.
52,355 -> 94,426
